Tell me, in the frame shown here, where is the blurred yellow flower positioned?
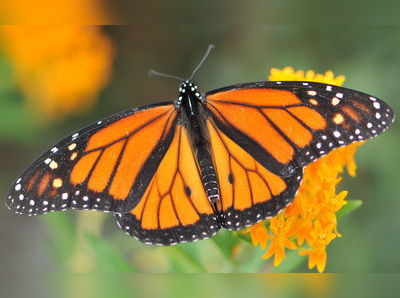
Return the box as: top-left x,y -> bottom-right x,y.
0,0 -> 115,24
246,67 -> 363,273
0,25 -> 113,120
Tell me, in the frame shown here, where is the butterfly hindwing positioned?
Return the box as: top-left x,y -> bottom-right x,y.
207,119 -> 302,230
115,125 -> 219,245
6,102 -> 177,215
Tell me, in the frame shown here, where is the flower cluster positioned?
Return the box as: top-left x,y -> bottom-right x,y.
0,23 -> 114,120
246,67 -> 362,272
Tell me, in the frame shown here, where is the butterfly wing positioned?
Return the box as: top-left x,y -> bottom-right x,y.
206,118 -> 302,230
206,81 -> 394,229
6,102 -> 178,215
115,124 -> 219,245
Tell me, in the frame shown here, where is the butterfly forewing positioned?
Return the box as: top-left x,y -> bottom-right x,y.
6,102 -> 177,216
206,81 -> 395,169
206,81 -> 394,228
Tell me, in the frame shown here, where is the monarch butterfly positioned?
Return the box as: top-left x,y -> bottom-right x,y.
6,46 -> 395,246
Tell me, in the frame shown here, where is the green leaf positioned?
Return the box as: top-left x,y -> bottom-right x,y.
337,200 -> 363,218
85,233 -> 136,272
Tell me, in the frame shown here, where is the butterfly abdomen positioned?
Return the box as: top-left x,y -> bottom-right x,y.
190,116 -> 221,206
198,150 -> 220,205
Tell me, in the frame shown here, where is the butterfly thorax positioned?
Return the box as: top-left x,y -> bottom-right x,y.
176,80 -> 206,146
175,80 -> 203,111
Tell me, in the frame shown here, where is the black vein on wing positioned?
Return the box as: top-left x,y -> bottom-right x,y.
83,110 -> 171,155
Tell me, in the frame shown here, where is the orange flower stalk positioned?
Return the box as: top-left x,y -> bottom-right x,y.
246,67 -> 362,272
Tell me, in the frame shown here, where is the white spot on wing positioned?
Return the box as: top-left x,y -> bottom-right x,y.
307,90 -> 317,96
49,160 -> 58,170
331,97 -> 341,106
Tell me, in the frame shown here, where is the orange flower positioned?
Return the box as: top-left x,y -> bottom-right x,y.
0,23 -> 114,120
246,67 -> 363,272
248,222 -> 269,249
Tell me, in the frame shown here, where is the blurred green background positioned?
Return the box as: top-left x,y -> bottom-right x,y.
1,0 -> 400,297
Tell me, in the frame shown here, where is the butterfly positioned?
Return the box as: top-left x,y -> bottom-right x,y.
6,46 -> 395,246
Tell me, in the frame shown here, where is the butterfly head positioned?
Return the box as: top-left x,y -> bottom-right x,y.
175,80 -> 204,108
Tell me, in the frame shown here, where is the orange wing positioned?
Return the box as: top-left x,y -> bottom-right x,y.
207,87 -> 326,172
115,125 -> 219,245
206,81 -> 394,171
207,119 -> 301,229
7,103 -> 177,216
205,81 -> 394,228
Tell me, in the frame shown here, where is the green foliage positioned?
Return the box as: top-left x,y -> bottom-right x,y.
0,53 -> 42,142
38,197 -> 362,274
337,200 -> 363,218
42,213 -> 77,265
165,245 -> 208,273
85,233 -> 137,272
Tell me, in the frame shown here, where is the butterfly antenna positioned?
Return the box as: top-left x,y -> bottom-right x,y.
148,69 -> 185,82
188,44 -> 215,81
